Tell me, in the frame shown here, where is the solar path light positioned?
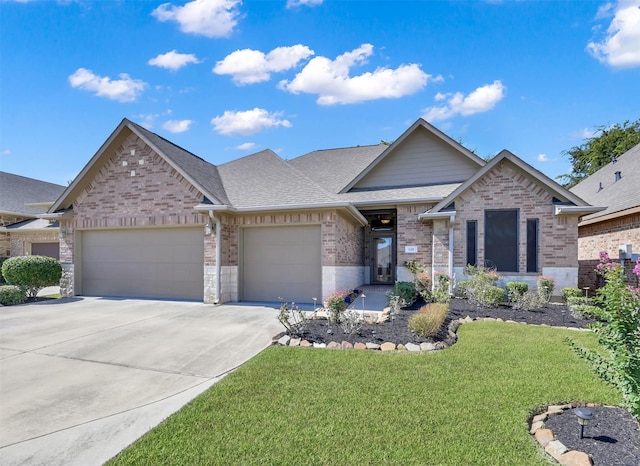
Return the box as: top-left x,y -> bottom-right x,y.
574,407 -> 594,439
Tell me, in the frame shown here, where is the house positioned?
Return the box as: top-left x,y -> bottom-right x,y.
570,143 -> 640,290
45,118 -> 602,303
0,172 -> 65,260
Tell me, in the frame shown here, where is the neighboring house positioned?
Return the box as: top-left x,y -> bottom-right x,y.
0,172 -> 65,259
45,118 -> 601,303
570,143 -> 640,290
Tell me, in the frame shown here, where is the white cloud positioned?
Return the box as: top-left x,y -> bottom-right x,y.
537,153 -> 549,162
587,0 -> 640,67
286,0 -> 323,8
135,113 -> 160,129
68,68 -> 146,102
211,108 -> 292,136
213,45 -> 314,84
234,142 -> 257,150
1,149 -> 10,156
422,80 -> 506,122
162,119 -> 193,133
279,44 -> 436,105
148,50 -> 201,70
152,0 -> 240,38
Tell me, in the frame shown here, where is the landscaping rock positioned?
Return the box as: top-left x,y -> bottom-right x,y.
313,342 -> 326,349
558,451 -> 593,466
327,341 -> 340,349
272,331 -> 286,343
532,413 -> 548,423
396,344 -> 406,351
380,342 -> 396,351
277,335 -> 291,346
354,342 -> 367,350
300,340 -> 312,347
366,342 -> 380,350
289,338 -> 301,347
341,341 -> 353,349
406,343 -> 421,352
534,428 -> 554,446
545,440 -> 568,460
420,342 -> 436,351
547,405 -> 568,415
530,420 -> 545,434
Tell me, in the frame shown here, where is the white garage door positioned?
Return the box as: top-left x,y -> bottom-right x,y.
81,228 -> 203,300
242,225 -> 321,303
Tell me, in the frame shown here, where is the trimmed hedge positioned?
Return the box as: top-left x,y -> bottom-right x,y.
0,257 -> 8,284
0,285 -> 27,305
2,255 -> 62,298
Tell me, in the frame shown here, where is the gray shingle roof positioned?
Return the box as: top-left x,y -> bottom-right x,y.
340,183 -> 461,205
217,150 -> 338,208
570,143 -> 640,221
0,171 -> 66,216
127,120 -> 230,205
289,145 -> 387,194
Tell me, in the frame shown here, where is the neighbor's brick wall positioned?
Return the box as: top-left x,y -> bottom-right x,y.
577,212 -> 640,289
0,214 -> 30,256
452,160 -> 579,273
9,232 -> 59,256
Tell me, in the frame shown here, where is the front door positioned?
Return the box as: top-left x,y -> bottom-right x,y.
372,235 -> 394,284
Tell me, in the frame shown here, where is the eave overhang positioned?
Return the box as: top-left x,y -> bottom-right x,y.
418,211 -> 457,222
554,205 -> 607,216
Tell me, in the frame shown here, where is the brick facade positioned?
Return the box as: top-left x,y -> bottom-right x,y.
577,211 -> 640,289
0,214 -> 30,257
9,231 -> 59,257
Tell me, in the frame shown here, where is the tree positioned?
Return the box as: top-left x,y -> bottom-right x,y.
558,119 -> 640,188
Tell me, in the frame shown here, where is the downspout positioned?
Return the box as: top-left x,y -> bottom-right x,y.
448,214 -> 455,295
431,228 -> 436,293
208,210 -> 222,305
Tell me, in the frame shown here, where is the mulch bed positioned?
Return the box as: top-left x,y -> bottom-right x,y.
292,298 -> 639,465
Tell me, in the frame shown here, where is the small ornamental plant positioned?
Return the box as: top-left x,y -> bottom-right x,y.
537,276 -> 555,304
277,301 -> 308,337
408,303 -> 448,338
568,252 -> 640,419
324,291 -> 350,324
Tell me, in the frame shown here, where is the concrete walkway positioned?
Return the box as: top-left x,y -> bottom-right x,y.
0,297 -> 281,466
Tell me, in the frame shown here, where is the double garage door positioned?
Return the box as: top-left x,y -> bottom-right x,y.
242,225 -> 321,303
81,228 -> 203,301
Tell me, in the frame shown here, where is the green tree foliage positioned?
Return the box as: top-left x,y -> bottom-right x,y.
1,255 -> 62,298
558,119 -> 640,188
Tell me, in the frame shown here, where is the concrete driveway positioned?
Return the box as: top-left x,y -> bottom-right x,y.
0,297 -> 281,465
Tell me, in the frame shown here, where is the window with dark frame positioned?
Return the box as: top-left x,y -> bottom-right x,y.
484,209 -> 519,272
526,219 -> 539,273
466,220 -> 477,266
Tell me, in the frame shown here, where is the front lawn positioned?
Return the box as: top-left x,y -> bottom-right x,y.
108,322 -> 622,465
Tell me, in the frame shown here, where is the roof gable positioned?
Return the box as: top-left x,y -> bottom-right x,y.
343,119 -> 486,193
0,171 -> 65,217
50,119 -> 228,212
426,150 -> 591,214
570,143 -> 640,221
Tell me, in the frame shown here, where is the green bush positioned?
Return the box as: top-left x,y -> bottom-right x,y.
455,281 -> 470,298
537,276 -> 555,303
432,273 -> 451,304
570,304 -> 604,320
390,281 -> 417,308
408,303 -> 448,337
1,255 -> 62,298
562,287 -> 583,303
0,285 -> 27,305
324,291 -> 350,324
484,286 -> 505,306
506,281 -> 529,302
511,291 -> 542,311
567,296 -> 594,310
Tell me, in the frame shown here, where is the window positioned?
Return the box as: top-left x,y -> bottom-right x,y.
526,219 -> 538,273
485,209 -> 518,272
466,220 -> 477,266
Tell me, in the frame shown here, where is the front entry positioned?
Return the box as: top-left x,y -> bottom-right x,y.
372,235 -> 395,284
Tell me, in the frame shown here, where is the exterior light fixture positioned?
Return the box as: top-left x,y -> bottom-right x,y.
380,219 -> 391,225
574,407 -> 594,439
204,223 -> 213,236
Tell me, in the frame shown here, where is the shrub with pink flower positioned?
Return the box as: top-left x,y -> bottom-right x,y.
633,257 -> 640,277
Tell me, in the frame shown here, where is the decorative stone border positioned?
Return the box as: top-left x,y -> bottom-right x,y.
530,403 -> 601,465
272,315 -> 590,351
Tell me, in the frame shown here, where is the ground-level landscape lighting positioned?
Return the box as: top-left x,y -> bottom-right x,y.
574,407 -> 594,439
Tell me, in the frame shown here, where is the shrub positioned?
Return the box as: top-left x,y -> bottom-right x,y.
414,272 -> 431,294
2,255 -> 62,298
408,303 -> 448,337
568,254 -> 640,419
324,291 -> 350,324
339,310 -> 362,337
511,291 -> 541,311
0,285 -> 27,305
390,281 -> 417,308
455,281 -> 470,298
277,302 -> 308,337
432,273 -> 451,304
567,296 -> 593,308
403,260 -> 427,275
570,304 -> 604,320
562,287 -> 583,303
506,281 -> 529,302
0,257 -> 8,284
537,276 -> 555,303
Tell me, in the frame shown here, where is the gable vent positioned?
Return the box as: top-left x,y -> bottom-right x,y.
615,171 -> 622,182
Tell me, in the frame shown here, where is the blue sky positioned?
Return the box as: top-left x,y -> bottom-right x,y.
1,0 -> 639,187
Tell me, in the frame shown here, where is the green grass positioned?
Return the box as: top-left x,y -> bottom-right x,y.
108,322 -> 621,465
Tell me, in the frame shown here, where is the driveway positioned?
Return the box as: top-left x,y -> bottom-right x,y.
0,297 -> 281,466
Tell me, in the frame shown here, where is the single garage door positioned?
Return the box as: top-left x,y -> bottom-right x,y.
81,228 -> 203,300
242,225 -> 321,303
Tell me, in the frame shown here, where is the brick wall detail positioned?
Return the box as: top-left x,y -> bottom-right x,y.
9,232 -> 59,256
0,214 -> 30,257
